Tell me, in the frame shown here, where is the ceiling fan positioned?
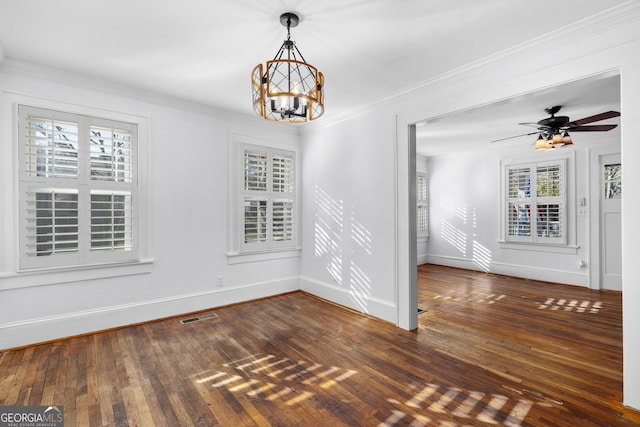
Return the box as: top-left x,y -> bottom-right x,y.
492,105 -> 620,150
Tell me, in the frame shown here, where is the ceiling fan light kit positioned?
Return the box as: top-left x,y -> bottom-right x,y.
251,12 -> 324,123
535,128 -> 574,151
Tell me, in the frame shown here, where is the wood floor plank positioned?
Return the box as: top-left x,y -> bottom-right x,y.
1,264 -> 639,425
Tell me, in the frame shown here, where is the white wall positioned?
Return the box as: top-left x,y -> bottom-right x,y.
0,64 -> 300,349
299,107 -> 398,322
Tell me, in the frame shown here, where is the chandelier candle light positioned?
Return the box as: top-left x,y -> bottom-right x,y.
252,12 -> 324,122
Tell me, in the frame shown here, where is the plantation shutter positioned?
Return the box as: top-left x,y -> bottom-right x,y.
89,125 -> 134,182
507,166 -> 532,240
535,163 -> 564,242
244,199 -> 268,243
505,160 -> 566,245
24,190 -> 79,257
87,120 -> 135,256
243,149 -> 268,244
272,152 -> 294,244
19,105 -> 138,269
90,192 -> 134,251
273,200 -> 294,241
241,146 -> 296,250
244,150 -> 268,191
272,153 -> 294,193
417,173 -> 428,236
23,114 -> 79,179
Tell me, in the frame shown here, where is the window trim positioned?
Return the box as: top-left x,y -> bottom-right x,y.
241,146 -> 296,252
0,94 -> 152,290
18,105 -> 139,270
499,152 -> 576,251
227,133 -> 300,263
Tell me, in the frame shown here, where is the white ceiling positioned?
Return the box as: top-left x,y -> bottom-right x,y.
0,0 -> 626,154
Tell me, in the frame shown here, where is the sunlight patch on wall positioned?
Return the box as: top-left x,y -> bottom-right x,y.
193,353 -> 357,407
349,260 -> 372,313
538,298 -> 603,313
441,219 -> 467,255
314,219 -> 343,283
441,195 -> 467,224
314,184 -> 375,314
314,185 -> 344,284
315,185 -> 344,228
472,240 -> 492,272
380,382 -> 536,426
351,209 -> 372,255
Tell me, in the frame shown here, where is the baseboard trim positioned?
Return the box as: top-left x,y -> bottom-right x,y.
0,277 -> 299,350
425,254 -> 588,287
299,276 -> 396,324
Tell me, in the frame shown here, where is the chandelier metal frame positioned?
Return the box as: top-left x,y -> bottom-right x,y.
251,12 -> 324,122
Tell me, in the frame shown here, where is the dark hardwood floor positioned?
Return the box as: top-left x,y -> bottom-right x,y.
1,264 -> 639,426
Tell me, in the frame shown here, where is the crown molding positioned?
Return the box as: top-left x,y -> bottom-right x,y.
0,58 -> 299,136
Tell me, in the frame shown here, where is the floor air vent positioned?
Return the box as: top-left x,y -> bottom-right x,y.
180,312 -> 218,324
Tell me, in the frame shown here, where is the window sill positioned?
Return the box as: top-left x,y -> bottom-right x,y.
227,248 -> 301,265
0,259 -> 154,291
497,241 -> 579,254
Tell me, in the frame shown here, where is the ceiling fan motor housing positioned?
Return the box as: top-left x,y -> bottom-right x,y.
538,115 -> 570,128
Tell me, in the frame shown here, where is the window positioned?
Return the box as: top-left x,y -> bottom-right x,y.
603,163 -> 621,199
504,159 -> 566,245
417,172 -> 428,237
241,145 -> 296,251
18,105 -> 137,269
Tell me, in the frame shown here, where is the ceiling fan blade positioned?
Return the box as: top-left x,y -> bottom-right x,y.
518,122 -> 549,129
490,131 -> 539,143
569,124 -> 618,132
518,122 -> 551,130
565,110 -> 620,127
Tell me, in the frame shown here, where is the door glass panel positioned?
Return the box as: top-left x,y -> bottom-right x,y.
603,163 -> 621,199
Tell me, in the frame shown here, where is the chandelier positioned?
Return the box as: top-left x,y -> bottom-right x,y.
251,12 -> 324,122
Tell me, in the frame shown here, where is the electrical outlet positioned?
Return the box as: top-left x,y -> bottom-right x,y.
217,275 -> 223,287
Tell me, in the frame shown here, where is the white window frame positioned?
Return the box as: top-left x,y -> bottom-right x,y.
499,153 -> 577,252
227,134 -> 300,264
0,96 -> 152,290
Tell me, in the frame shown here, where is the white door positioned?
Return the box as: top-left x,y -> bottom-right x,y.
600,153 -> 622,290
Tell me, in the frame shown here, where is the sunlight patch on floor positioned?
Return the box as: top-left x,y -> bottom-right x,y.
379,382 -> 535,426
433,292 -> 506,305
538,298 -> 602,313
193,353 -> 357,406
